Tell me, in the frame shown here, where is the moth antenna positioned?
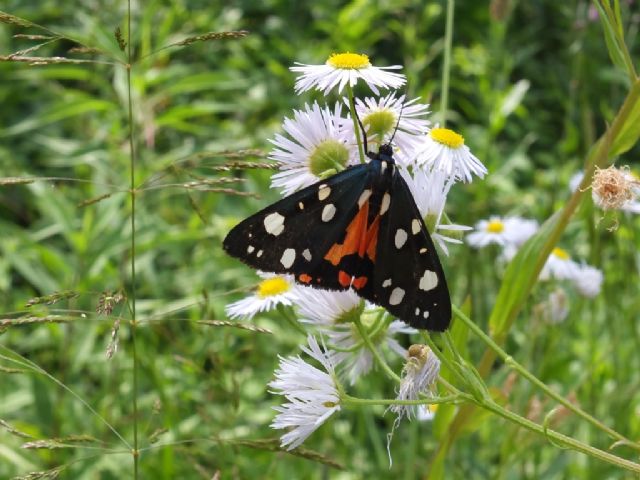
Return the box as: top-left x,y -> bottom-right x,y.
353,101 -> 370,155
388,93 -> 406,145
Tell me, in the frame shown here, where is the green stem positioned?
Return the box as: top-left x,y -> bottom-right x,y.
453,305 -> 640,451
125,1 -> 140,477
346,83 -> 366,163
353,316 -> 401,382
342,394 -> 462,407
440,0 -> 455,126
479,398 -> 640,474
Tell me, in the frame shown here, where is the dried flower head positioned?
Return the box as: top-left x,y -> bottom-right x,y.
591,166 -> 638,211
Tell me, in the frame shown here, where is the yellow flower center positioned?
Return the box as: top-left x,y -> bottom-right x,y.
428,404 -> 438,413
430,128 -> 464,149
486,219 -> 505,233
257,277 -> 290,298
327,52 -> 371,70
552,247 -> 570,260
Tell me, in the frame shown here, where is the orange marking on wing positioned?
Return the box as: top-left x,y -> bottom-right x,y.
324,201 -> 370,266
338,270 -> 352,288
352,276 -> 368,290
299,273 -> 312,284
364,215 -> 380,261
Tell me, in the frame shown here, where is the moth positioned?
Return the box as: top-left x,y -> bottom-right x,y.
223,117 -> 451,331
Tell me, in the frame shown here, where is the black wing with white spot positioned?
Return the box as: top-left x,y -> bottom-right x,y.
370,170 -> 451,331
223,163 -> 373,288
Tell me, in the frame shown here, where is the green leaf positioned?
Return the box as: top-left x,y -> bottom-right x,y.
610,80 -> 640,156
593,1 -> 628,75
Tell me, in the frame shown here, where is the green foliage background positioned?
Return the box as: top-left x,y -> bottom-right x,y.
0,0 -> 639,478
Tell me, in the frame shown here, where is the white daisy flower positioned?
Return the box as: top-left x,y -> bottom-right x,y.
417,404 -> 438,422
291,52 -> 405,96
546,288 -> 569,323
269,335 -> 341,450
569,171 -> 584,193
400,165 -> 470,255
297,287 -> 415,385
573,263 -> 604,298
293,286 -> 362,326
466,216 -> 538,249
341,93 -> 430,155
414,127 -> 487,183
225,274 -> 297,319
331,319 -> 416,386
539,247 -> 581,281
269,102 -> 357,195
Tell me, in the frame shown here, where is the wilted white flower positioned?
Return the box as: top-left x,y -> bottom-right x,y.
414,127 -> 487,183
225,274 -> 297,319
592,166 -> 639,211
269,102 -> 356,195
539,247 -> 581,281
390,344 -> 440,421
291,52 -> 405,96
573,263 -> 604,297
269,335 -> 341,450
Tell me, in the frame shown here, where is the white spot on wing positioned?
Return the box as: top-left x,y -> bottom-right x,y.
380,193 -> 391,215
412,219 -> 421,235
394,229 -> 408,249
318,184 -> 331,201
322,204 -> 336,222
423,310 -> 430,319
420,248 -> 427,254
381,161 -> 387,174
280,248 -> 296,268
264,212 -> 285,236
389,287 -> 405,306
358,189 -> 372,207
298,202 -> 304,210
419,270 -> 439,291
302,249 -> 312,261
382,278 -> 392,288
415,307 -> 420,316
247,245 -> 255,254
257,250 -> 263,257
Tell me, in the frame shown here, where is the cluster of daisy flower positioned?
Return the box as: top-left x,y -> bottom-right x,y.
226,52 -> 487,450
467,214 -> 604,301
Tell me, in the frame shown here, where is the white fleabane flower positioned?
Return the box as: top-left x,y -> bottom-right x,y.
333,320 -> 416,386
400,165 -> 470,255
417,404 -> 438,422
466,216 -> 538,249
342,93 -> 430,155
269,102 -> 356,195
573,263 -> 604,298
293,286 -> 362,326
547,288 -> 569,323
539,247 -> 581,281
415,127 -> 487,183
569,171 -> 584,193
291,52 -> 405,96
225,274 -> 297,319
269,335 -> 341,450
